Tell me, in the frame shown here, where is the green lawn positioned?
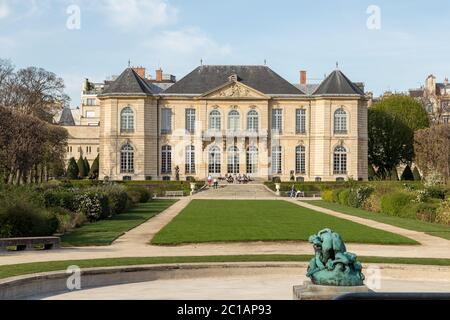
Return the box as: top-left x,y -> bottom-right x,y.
304,200 -> 450,241
151,200 -> 417,245
61,200 -> 177,246
3,255 -> 450,280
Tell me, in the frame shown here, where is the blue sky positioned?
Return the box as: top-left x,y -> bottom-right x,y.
1,0 -> 449,107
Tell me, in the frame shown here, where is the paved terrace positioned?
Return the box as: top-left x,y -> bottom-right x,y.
1,184 -> 450,266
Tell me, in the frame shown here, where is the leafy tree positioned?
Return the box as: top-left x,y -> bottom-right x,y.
83,157 -> 90,174
89,155 -> 99,180
413,167 -> 422,181
77,156 -> 87,178
368,108 -> 411,179
67,157 -> 79,180
401,165 -> 414,181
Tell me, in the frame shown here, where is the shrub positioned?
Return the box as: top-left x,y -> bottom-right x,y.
381,192 -> 414,216
186,176 -> 196,182
77,156 -> 88,179
426,186 -> 446,200
97,185 -> 129,215
401,165 -> 414,181
127,186 -> 151,203
321,190 -> 334,202
332,189 -> 342,203
89,155 -> 100,179
362,193 -> 382,212
412,167 -> 422,181
43,189 -> 78,212
338,189 -> 350,206
400,202 -> 439,222
436,200 -> 450,225
67,158 -> 79,180
126,190 -> 142,205
348,186 -> 374,208
0,203 -> 59,237
75,191 -> 110,222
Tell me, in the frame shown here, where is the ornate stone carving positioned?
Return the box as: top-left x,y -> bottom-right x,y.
218,83 -> 252,97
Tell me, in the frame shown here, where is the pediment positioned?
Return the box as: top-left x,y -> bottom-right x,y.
202,81 -> 268,99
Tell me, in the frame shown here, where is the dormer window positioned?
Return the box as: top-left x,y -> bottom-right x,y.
229,73 -> 238,82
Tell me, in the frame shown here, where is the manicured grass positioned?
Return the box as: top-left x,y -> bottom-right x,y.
304,200 -> 450,240
61,200 -> 177,246
2,255 -> 450,280
151,200 -> 417,245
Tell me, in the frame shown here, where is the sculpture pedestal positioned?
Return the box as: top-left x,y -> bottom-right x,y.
293,280 -> 372,300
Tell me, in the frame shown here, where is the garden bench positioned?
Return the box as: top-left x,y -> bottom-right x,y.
164,191 -> 184,197
0,237 -> 60,251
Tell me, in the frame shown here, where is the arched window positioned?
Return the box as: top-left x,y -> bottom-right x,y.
208,146 -> 221,175
185,145 -> 196,174
121,107 -> 134,133
228,110 -> 240,131
161,145 -> 172,174
334,108 -> 347,134
247,110 -> 259,132
246,146 -> 258,174
209,110 -> 221,131
120,144 -> 134,173
333,146 -> 347,175
296,109 -> 306,134
296,146 -> 306,174
272,146 -> 282,174
227,146 -> 240,174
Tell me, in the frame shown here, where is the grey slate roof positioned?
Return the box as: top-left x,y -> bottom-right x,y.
101,68 -> 159,96
313,70 -> 365,96
164,65 -> 304,95
295,84 -> 320,95
58,107 -> 75,126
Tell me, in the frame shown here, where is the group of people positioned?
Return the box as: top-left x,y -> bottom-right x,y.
207,174 -> 254,188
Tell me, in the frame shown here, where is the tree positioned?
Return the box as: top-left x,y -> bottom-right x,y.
413,167 -> 422,181
77,156 -> 87,178
67,157 -> 79,180
414,125 -> 450,183
368,108 -> 411,178
401,165 -> 414,181
89,155 -> 99,180
83,157 -> 90,174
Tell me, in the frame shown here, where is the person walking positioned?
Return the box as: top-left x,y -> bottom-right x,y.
207,175 -> 213,188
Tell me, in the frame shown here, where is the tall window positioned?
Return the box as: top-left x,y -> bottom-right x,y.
228,110 -> 240,131
334,108 -> 347,134
161,145 -> 172,174
161,108 -> 172,134
121,107 -> 134,133
185,108 -> 196,134
209,110 -> 221,131
185,145 -> 196,174
271,146 -> 282,174
247,110 -> 259,132
296,145 -> 306,174
208,146 -> 221,174
296,109 -> 306,134
246,146 -> 258,174
120,144 -> 134,173
272,109 -> 283,133
227,146 -> 240,174
333,146 -> 347,175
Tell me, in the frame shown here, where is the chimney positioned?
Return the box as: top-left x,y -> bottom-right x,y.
156,68 -> 163,82
300,70 -> 307,85
132,66 -> 146,78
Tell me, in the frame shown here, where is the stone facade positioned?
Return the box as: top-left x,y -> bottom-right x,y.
93,65 -> 369,182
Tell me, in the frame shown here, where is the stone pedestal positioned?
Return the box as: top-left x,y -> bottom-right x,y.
293,280 -> 372,300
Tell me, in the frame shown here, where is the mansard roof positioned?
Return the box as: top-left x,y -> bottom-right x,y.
58,107 -> 76,126
101,68 -> 159,96
313,69 -> 365,96
163,65 -> 305,95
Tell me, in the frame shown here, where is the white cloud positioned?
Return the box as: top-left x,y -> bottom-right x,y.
149,27 -> 232,57
0,0 -> 10,19
100,0 -> 177,29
